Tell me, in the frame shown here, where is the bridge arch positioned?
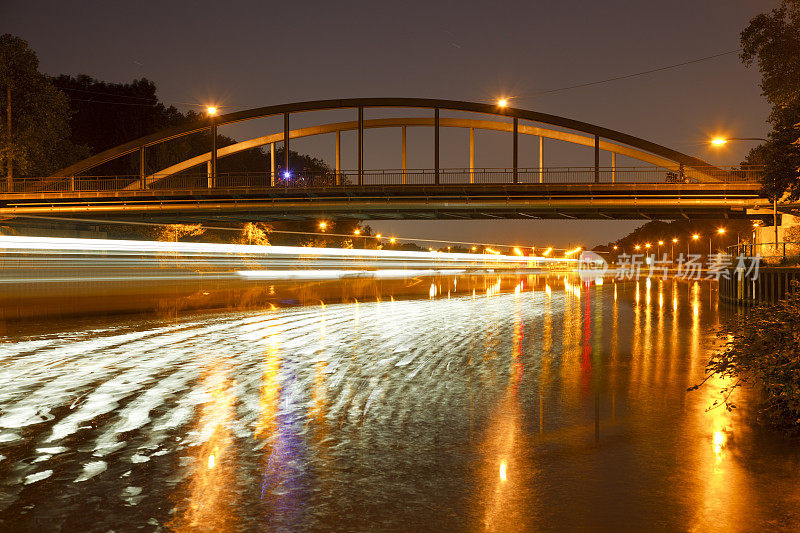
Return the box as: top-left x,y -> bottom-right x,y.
54,98 -> 721,183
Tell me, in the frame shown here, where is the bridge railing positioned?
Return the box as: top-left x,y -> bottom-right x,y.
1,166 -> 763,193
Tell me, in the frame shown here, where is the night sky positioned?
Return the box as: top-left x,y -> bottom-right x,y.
5,0 -> 777,248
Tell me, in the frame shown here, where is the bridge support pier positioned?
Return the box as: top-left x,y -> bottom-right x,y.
434,108 -> 440,185
513,118 -> 519,183
594,134 -> 600,183
469,128 -> 474,184
611,152 -> 616,183
139,147 -> 146,190
401,126 -> 406,185
358,107 -> 364,185
335,131 -> 341,185
270,142 -> 275,187
539,136 -> 544,183
284,113 -> 290,179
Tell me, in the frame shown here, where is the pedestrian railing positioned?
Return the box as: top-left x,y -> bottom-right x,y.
728,242 -> 800,263
0,166 -> 764,194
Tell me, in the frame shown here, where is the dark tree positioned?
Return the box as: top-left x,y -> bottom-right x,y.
0,34 -> 87,187
740,1 -> 800,199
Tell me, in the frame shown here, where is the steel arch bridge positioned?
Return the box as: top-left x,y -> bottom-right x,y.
0,98 -> 768,221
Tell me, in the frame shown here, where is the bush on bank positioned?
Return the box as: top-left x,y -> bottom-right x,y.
691,280 -> 800,433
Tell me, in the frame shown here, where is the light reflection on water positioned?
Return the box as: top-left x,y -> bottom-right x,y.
0,275 -> 799,530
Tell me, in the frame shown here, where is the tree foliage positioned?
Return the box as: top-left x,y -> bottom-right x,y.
236,222 -> 272,246
0,34 -> 87,182
740,1 -> 800,199
152,223 -> 206,242
692,281 -> 800,433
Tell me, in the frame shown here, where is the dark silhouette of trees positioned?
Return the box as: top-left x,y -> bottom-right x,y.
0,34 -> 87,188
740,1 -> 800,200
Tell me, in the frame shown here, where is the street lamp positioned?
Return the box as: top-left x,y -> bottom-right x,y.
710,227 -> 726,256
318,221 -> 328,231
709,136 -> 767,146
657,240 -> 664,258
671,237 -> 678,262
497,98 -> 509,107
207,106 -> 218,186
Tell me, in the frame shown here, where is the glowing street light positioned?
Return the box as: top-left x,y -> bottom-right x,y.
513,247 -> 523,256
207,106 -> 219,181
353,229 -> 361,235
710,227 -> 727,256
497,98 -> 509,107
318,221 -> 328,231
390,237 -> 397,244
375,234 -> 382,239
709,136 -> 767,147
542,247 -> 552,256
634,245 -> 641,251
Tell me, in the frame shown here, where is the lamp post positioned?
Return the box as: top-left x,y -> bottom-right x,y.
207,106 -> 218,188
690,233 -> 699,256
671,238 -> 678,263
711,227 -> 726,257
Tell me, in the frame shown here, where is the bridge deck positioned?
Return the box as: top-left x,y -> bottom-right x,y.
0,182 -> 768,221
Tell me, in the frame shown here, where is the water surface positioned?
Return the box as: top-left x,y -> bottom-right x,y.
1,276 -> 798,531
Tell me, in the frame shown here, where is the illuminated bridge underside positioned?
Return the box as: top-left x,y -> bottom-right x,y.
0,182 -> 766,221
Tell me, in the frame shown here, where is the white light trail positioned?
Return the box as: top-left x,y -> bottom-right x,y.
0,236 -> 578,283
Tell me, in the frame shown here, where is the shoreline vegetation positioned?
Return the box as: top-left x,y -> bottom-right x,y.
691,280 -> 800,434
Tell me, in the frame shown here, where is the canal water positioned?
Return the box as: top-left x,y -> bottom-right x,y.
1,276 -> 799,531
